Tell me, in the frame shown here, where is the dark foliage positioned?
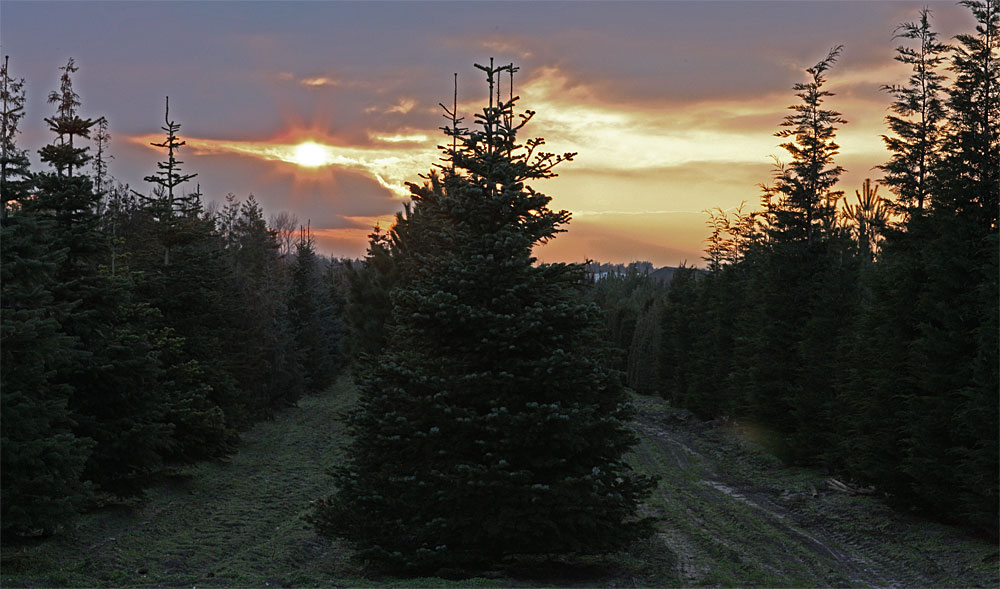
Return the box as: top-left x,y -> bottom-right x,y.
311,61 -> 655,572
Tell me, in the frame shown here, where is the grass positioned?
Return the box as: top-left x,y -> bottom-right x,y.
2,380 -> 996,587
629,393 -> 1000,587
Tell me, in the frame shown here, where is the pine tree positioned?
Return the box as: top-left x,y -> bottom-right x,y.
92,116 -> 112,206
895,0 -> 999,529
842,179 -> 891,259
226,195 -> 304,415
312,61 -> 655,572
879,7 -> 949,213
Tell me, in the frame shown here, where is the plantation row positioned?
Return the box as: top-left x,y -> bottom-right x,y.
2,0 -> 996,575
2,60 -> 345,535
591,3 -> 997,535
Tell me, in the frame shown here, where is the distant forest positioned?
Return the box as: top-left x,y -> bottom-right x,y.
1,0 -> 996,567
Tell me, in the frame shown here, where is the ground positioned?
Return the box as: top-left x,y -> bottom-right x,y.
2,376 -> 997,587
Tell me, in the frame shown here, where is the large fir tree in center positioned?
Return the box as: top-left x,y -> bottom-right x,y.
312,61 -> 654,572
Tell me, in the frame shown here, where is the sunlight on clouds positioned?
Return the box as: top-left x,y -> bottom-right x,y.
310,214 -> 399,259
300,76 -> 337,87
370,132 -> 431,144
515,67 -> 887,172
387,97 -> 416,114
130,133 -> 435,199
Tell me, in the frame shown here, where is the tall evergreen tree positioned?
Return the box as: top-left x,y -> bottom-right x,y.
30,59 -> 171,497
842,179 -> 891,259
770,47 -> 846,246
879,7 -> 949,214
288,228 -> 341,393
312,61 -> 655,572
226,195 -> 304,415
140,97 -> 199,266
937,0 -> 999,229
1,55 -> 31,216
0,59 -> 93,532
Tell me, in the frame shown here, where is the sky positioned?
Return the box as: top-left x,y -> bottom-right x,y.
0,1 -> 978,266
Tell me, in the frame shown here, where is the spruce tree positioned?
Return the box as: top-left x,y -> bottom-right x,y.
0,58 -> 93,533
31,59 -> 171,497
312,61 -> 655,572
226,195 -> 304,415
141,97 -> 199,266
937,0 -> 999,230
343,225 -> 399,358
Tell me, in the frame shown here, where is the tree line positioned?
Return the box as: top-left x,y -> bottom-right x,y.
592,1 -> 997,535
1,57 -> 345,536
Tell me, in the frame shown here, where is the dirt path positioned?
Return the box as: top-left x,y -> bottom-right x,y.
630,394 -> 999,588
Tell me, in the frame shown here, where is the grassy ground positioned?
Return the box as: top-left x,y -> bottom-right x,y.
2,375 -> 363,588
630,394 -> 1000,587
2,378 -> 996,587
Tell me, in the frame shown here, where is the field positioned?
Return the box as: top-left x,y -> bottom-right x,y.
2,376 -> 997,587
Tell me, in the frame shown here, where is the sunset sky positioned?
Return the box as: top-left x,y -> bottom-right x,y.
1,1 -> 977,266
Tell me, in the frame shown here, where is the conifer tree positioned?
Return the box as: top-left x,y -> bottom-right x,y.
312,61 -> 654,572
31,59 -> 171,497
937,0 -> 999,229
842,179 -> 891,259
1,55 -> 31,216
343,225 -> 399,359
1,179 -> 94,537
92,116 -> 112,203
770,47 -> 846,246
289,227 -> 342,393
879,7 -> 949,214
141,97 -> 199,265
890,0 -> 999,529
226,195 -> 304,415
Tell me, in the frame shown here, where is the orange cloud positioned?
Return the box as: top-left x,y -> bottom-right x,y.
128,133 -> 434,199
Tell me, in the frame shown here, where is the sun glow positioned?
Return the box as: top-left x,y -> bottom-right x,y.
292,141 -> 330,167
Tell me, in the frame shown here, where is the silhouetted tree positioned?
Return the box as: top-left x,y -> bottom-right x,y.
842,179 -> 891,259
1,55 -> 31,216
769,46 -> 846,246
879,7 -> 949,213
312,61 -> 655,572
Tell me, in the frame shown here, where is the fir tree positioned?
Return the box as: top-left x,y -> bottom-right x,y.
312,61 -> 655,572
343,224 -> 400,358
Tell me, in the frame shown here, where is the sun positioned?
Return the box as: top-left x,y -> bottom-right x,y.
291,141 -> 330,167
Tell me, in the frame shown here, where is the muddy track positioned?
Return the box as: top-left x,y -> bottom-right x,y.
630,398 -> 999,588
